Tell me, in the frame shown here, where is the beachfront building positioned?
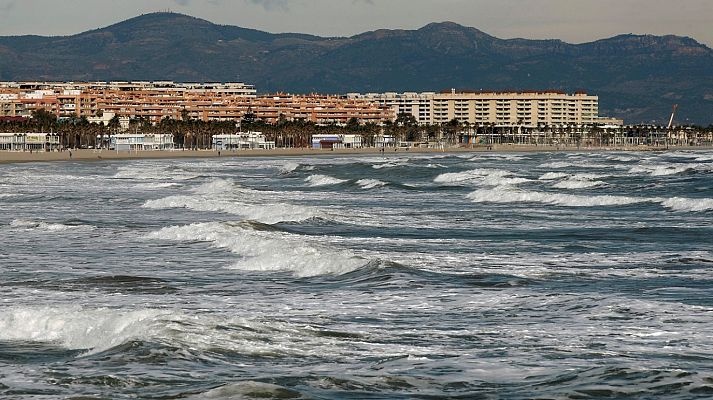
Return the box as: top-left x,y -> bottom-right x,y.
0,82 -> 394,126
0,132 -> 61,151
432,90 -> 599,126
110,133 -> 174,151
212,132 -> 276,150
348,92 -> 435,125
311,134 -> 363,149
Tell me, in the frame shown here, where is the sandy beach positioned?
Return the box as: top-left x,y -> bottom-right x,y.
1,145 -> 711,164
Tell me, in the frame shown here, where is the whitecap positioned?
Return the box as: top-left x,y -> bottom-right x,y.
279,162 -> 300,174
304,174 -> 347,187
150,222 -> 366,277
9,218 -> 91,232
434,168 -> 530,187
552,180 -> 606,189
356,179 -> 388,189
661,197 -> 713,212
467,187 -> 650,207
0,306 -> 167,354
143,196 -> 318,224
539,172 -> 569,181
629,164 -> 692,176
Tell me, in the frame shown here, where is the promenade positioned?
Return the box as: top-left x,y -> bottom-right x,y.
2,145 -> 711,164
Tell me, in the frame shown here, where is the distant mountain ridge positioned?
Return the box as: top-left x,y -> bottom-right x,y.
0,12 -> 712,124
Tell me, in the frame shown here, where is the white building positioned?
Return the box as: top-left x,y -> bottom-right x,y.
348,92 -> 434,125
0,132 -> 61,151
111,133 -> 174,151
212,132 -> 276,150
311,134 -> 363,149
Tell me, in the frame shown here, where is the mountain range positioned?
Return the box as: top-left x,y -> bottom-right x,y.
0,12 -> 712,124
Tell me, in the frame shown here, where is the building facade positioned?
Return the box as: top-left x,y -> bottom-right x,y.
111,133 -> 174,151
0,133 -> 61,151
212,132 -> 276,150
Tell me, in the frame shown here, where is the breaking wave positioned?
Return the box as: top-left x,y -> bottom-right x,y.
305,174 -> 347,187
150,222 -> 367,277
467,187 -> 650,207
434,169 -> 529,186
629,164 -> 693,176
0,306 -> 167,353
356,179 -> 388,189
9,218 -> 92,232
661,197 -> 713,212
539,172 -> 569,181
143,178 -> 320,224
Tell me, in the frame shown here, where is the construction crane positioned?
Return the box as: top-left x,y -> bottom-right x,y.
667,104 -> 678,130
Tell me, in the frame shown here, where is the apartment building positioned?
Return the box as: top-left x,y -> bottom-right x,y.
432,90 -> 599,126
0,82 -> 393,125
348,92 -> 434,125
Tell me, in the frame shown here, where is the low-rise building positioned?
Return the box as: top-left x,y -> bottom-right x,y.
0,132 -> 61,151
111,133 -> 174,151
212,132 -> 276,150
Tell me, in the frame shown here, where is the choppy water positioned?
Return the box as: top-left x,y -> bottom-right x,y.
1,150 -> 713,399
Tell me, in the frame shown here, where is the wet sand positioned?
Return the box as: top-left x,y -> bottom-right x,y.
1,145 -> 710,164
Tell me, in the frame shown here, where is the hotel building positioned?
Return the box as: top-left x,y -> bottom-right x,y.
0,82 -> 393,125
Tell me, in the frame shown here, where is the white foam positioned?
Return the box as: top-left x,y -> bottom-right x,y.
372,161 -> 408,169
552,173 -> 608,189
661,197 -> 713,212
552,180 -> 606,189
304,174 -> 347,187
279,162 -> 300,173
9,218 -> 91,232
113,165 -> 198,181
629,164 -> 692,176
539,172 -> 569,181
143,196 -> 318,224
356,179 -> 387,189
194,382 -> 299,399
134,182 -> 180,189
434,169 -> 529,186
150,222 -> 366,277
467,187 -> 650,207
0,306 -> 167,353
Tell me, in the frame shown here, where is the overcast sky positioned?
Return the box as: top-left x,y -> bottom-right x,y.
0,0 -> 711,46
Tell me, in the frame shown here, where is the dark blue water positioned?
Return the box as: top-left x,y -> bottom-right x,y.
1,150 -> 713,399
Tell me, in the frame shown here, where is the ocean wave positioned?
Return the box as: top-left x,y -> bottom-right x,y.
552,179 -> 607,189
304,174 -> 347,187
372,161 -> 408,169
113,165 -> 199,181
629,164 -> 693,176
134,182 -> 180,189
150,222 -> 366,277
356,179 -> 388,189
9,218 -> 92,232
539,172 -> 569,181
143,196 -> 318,224
0,306 -> 167,353
279,162 -> 300,174
552,173 -> 609,189
660,197 -> 713,212
467,187 -> 650,207
434,168 -> 529,186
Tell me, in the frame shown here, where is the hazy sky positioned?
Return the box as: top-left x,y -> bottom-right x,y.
0,0 -> 711,46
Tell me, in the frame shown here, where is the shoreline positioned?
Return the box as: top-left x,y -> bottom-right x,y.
1,145 -> 712,164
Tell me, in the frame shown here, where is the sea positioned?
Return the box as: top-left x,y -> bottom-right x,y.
1,149 -> 713,399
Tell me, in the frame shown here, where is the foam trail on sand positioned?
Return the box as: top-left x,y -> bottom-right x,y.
150,222 -> 367,277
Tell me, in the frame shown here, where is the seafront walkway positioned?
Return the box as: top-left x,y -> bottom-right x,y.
1,145 -> 712,164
